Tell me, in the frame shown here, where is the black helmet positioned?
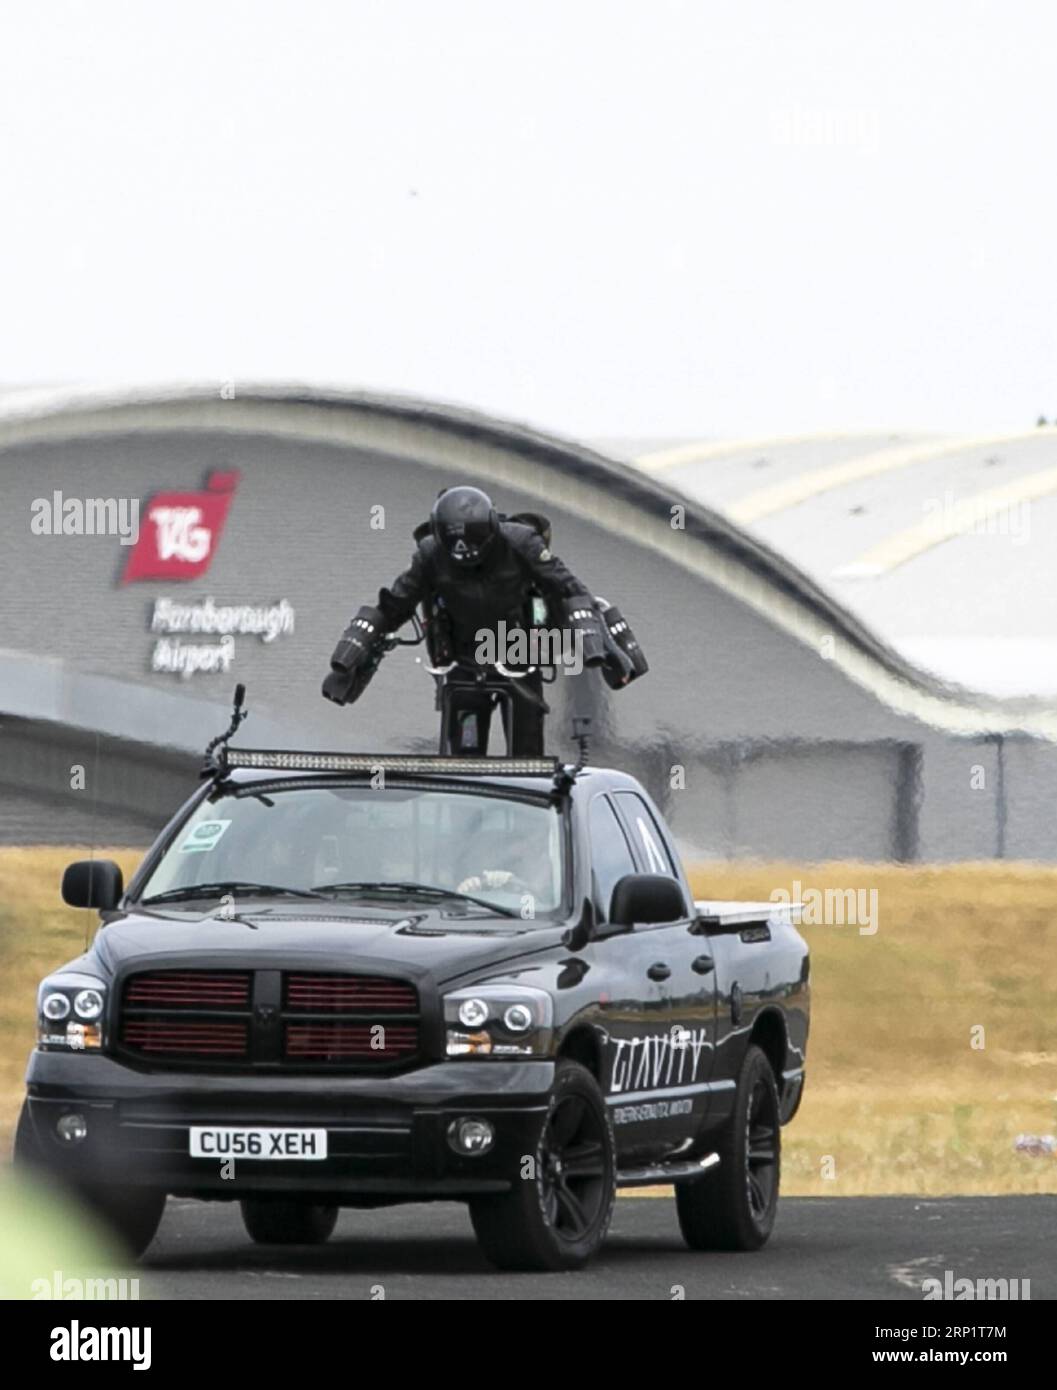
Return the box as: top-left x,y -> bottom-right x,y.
430,486 -> 498,566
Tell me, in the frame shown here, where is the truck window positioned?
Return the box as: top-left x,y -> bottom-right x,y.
588,795 -> 638,921
137,784 -> 565,920
613,792 -> 678,878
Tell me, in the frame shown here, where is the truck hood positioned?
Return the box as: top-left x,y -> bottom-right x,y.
91,902 -> 567,987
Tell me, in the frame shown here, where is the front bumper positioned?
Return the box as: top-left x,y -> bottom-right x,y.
24,1050 -> 554,1199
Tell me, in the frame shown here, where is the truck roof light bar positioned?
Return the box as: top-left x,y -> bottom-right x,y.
222,749 -> 562,777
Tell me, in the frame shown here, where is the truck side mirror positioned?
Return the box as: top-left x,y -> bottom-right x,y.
62,860 -> 123,911
608,873 -> 687,927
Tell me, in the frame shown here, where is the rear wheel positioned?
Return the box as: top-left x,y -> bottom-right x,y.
469,1059 -> 615,1271
676,1043 -> 780,1251
240,1198 -> 339,1245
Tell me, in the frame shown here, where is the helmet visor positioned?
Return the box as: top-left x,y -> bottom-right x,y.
439,516 -> 495,564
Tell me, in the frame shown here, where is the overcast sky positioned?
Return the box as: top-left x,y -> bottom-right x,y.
1,0 -> 1054,442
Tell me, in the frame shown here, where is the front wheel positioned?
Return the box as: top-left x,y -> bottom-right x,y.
83,1188 -> 167,1258
676,1043 -> 781,1251
12,1101 -> 42,1168
469,1059 -> 616,1271
13,1103 -> 164,1257
240,1199 -> 339,1245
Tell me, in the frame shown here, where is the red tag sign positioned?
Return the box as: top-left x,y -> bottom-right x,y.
122,470 -> 240,583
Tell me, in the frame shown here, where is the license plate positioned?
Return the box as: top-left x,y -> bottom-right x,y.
189,1126 -> 327,1160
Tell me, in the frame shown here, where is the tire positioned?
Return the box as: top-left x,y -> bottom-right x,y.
240,1198 -> 339,1245
676,1043 -> 781,1252
469,1059 -> 615,1271
14,1102 -> 164,1256
83,1188 -> 167,1258
12,1101 -> 42,1168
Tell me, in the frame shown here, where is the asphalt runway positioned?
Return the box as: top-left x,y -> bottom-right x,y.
130,1195 -> 1055,1300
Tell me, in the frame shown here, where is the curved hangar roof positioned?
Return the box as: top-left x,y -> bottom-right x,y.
0,384 -> 1054,747
616,429 -> 1057,699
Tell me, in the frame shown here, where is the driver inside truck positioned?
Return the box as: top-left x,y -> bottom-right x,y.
455,816 -> 560,912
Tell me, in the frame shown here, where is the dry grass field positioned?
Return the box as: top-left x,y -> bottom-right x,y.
1,848 -> 1055,1196
688,860 -> 1057,1196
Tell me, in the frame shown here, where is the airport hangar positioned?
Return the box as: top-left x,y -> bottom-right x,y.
612,427 -> 1057,700
1,384 -> 1055,862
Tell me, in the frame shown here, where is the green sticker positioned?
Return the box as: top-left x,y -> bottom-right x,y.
179,819 -> 232,853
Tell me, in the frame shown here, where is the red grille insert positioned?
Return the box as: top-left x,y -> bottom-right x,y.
121,1020 -> 248,1056
125,971 -> 251,1008
285,1023 -> 419,1060
284,973 -> 418,1015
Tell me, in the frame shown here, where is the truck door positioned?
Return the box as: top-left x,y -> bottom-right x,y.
585,792 -> 689,1161
609,791 -> 718,1147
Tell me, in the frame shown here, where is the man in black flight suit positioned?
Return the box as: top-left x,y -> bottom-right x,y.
322,485 -> 647,756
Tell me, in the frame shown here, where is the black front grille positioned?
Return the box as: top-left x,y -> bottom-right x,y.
117,968 -> 422,1070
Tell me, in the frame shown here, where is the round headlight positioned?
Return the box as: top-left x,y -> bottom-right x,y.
73,989 -> 104,1021
42,992 -> 71,1021
458,997 -> 489,1028
503,1003 -> 533,1033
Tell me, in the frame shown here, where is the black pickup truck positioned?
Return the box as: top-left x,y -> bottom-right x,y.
16,748 -> 810,1271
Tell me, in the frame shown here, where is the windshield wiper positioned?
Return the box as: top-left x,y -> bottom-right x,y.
313,880 -> 519,919
140,880 -> 326,906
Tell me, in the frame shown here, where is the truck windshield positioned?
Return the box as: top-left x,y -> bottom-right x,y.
136,784 -> 565,917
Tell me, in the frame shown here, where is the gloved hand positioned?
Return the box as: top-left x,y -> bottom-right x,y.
322,605 -> 387,706
597,601 -> 648,689
600,642 -> 635,689
458,870 -> 516,893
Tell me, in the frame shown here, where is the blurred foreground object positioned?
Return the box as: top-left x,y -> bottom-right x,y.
0,1167 -> 133,1300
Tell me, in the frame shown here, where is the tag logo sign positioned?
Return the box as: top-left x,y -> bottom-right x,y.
122,470 -> 240,583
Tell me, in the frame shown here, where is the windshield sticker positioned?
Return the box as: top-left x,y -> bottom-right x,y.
179,819 -> 232,853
